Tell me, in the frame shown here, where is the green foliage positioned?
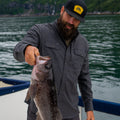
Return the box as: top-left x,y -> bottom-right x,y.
0,0 -> 120,15
85,0 -> 120,12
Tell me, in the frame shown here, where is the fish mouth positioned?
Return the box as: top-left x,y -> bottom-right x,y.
36,56 -> 51,64
39,56 -> 51,61
36,56 -> 52,69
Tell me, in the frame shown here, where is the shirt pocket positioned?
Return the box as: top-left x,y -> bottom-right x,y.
74,49 -> 86,57
71,49 -> 86,74
43,41 -> 60,62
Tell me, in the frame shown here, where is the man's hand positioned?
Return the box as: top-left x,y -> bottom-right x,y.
25,45 -> 40,65
86,111 -> 95,120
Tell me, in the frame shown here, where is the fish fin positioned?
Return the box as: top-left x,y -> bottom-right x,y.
29,83 -> 38,99
24,89 -> 31,104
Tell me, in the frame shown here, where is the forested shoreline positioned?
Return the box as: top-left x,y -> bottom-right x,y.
0,0 -> 120,16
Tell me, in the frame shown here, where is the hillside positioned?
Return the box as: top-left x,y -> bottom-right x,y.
0,0 -> 120,15
86,0 -> 120,12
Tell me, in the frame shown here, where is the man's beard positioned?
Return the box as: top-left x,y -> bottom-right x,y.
57,16 -> 78,41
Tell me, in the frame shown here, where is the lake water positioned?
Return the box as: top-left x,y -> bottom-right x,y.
0,15 -> 120,119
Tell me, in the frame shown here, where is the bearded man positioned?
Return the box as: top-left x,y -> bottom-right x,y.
13,0 -> 95,120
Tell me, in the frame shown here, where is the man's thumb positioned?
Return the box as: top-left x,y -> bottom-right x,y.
34,48 -> 40,56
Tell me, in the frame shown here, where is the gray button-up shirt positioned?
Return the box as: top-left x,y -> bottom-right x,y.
13,20 -> 93,118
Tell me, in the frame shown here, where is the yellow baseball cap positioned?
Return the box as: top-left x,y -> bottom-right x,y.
64,0 -> 87,22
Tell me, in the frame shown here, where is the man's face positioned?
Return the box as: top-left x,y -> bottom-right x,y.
60,6 -> 80,29
57,6 -> 80,40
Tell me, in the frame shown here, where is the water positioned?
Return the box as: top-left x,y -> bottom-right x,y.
0,15 -> 120,119
79,15 -> 120,120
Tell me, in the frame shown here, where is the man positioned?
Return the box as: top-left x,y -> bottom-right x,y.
13,0 -> 95,120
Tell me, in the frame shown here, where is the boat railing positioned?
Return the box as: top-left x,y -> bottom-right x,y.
0,78 -> 120,117
78,96 -> 120,117
0,78 -> 30,96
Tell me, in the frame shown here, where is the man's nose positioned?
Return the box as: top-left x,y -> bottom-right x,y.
68,17 -> 75,24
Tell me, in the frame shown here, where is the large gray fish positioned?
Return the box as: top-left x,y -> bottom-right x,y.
25,56 -> 62,120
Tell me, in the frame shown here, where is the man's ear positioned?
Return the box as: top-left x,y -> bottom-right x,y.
60,6 -> 65,15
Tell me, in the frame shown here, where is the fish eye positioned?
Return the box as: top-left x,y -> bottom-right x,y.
45,63 -> 51,69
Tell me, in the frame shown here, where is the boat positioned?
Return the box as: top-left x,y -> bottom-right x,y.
0,77 -> 120,120
0,77 -> 30,96
0,78 -> 30,120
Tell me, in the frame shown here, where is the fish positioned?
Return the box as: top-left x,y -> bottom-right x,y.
25,56 -> 62,120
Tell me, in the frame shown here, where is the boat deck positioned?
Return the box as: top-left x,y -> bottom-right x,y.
0,89 -> 28,120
